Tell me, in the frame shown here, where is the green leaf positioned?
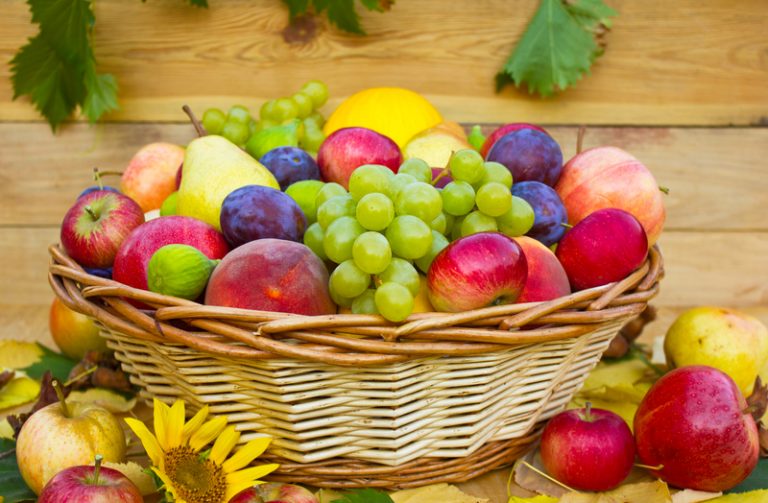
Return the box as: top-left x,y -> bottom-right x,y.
727,457 -> 768,493
498,0 -> 616,97
283,0 -> 310,18
189,0 -> 209,6
83,62 -> 119,123
0,438 -> 36,502
331,488 -> 394,503
22,344 -> 77,382
315,0 -> 365,35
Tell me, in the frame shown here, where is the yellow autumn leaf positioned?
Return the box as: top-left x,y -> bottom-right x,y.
569,396 -> 640,430
101,461 -> 156,496
0,375 -> 40,410
391,483 -> 488,503
68,388 -> 137,413
560,480 -> 672,502
0,340 -> 42,369
316,488 -> 345,503
0,418 -> 13,439
707,490 -> 768,502
671,488 -> 722,502
580,359 -> 649,392
508,496 -> 558,503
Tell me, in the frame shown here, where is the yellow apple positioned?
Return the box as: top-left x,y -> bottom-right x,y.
16,390 -> 126,494
403,128 -> 472,168
49,297 -> 107,360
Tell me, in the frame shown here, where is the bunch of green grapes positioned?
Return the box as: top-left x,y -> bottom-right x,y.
200,80 -> 329,156
288,150 -> 536,322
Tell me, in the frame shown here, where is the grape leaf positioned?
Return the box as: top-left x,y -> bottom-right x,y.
282,0 -> 392,35
497,0 -> 616,96
22,343 -> 77,382
189,0 -> 209,6
332,488 -> 394,503
10,0 -> 118,130
0,438 -> 36,502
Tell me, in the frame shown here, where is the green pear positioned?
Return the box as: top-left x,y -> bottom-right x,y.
664,306 -> 768,396
176,135 -> 279,230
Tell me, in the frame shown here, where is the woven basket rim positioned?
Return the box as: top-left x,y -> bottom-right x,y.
48,243 -> 663,366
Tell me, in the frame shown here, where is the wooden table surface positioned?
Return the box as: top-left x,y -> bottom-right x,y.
1,1 -> 767,501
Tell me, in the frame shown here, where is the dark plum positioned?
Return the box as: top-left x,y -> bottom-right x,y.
512,181 -> 568,247
259,146 -> 321,191
78,186 -> 120,199
431,167 -> 453,189
487,129 -> 563,187
84,266 -> 113,279
479,123 -> 548,158
220,185 -> 307,248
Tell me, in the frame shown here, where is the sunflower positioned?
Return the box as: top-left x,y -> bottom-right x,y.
125,398 -> 279,502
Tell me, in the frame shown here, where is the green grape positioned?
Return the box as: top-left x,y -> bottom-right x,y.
300,120 -> 325,153
285,180 -> 325,224
451,215 -> 465,241
306,111 -> 326,129
468,125 -> 486,151
461,210 -> 498,237
351,289 -> 378,314
227,105 -> 251,124
255,118 -> 278,133
389,173 -> 417,201
374,283 -> 414,322
317,195 -> 356,229
301,80 -> 329,109
395,182 -> 443,223
377,258 -> 420,295
329,283 -> 354,308
273,97 -> 299,123
448,149 -> 485,184
220,121 -> 250,146
497,196 -> 536,237
315,182 -> 348,208
292,92 -> 313,119
330,260 -> 371,299
415,231 -> 450,274
482,161 -> 513,188
441,181 -> 476,216
259,100 -> 278,121
429,212 -> 447,234
201,108 -> 226,135
398,158 -> 432,184
352,232 -> 392,274
303,222 -> 327,260
356,193 -> 394,231
248,119 -> 258,137
443,212 -> 456,235
349,164 -> 394,200
385,215 -> 433,260
323,216 -> 365,264
476,182 -> 512,217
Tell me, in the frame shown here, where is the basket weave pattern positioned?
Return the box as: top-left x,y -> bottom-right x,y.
49,244 -> 662,488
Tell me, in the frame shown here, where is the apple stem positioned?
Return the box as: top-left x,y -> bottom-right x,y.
583,401 -> 594,421
576,125 -> 586,154
93,454 -> 103,485
84,205 -> 98,221
52,379 -> 70,418
182,105 -> 208,137
520,460 -> 576,493
659,185 -> 670,195
635,462 -> 664,471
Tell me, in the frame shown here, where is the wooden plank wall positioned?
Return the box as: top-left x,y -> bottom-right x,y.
1,0 -> 767,498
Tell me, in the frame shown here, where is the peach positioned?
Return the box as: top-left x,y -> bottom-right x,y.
120,143 -> 185,212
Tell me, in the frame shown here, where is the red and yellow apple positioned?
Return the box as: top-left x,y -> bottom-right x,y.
120,142 -> 185,213
514,236 -> 570,303
38,459 -> 143,503
555,146 -> 666,245
229,482 -> 318,503
49,297 -> 107,360
317,127 -> 402,188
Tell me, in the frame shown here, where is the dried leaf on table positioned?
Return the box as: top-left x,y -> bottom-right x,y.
560,480 -> 672,502
508,495 -> 558,502
68,350 -> 133,394
514,449 -> 570,498
68,388 -> 137,413
391,483 -> 488,503
671,488 -> 722,503
0,419 -> 13,439
0,375 -> 41,411
101,461 -> 156,496
0,340 -> 42,369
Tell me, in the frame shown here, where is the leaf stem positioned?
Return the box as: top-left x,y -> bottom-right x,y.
520,460 -> 576,493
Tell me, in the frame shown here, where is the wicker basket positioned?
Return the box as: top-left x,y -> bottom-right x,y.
48,244 -> 663,489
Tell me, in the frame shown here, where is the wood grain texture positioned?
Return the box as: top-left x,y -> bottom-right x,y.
1,0 -> 766,125
2,123 -> 767,230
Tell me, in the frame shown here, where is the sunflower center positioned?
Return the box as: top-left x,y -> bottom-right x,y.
164,445 -> 227,503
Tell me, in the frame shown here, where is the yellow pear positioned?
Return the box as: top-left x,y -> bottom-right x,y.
664,306 -> 768,396
176,135 -> 279,230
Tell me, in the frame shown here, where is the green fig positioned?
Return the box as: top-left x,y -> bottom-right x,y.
147,244 -> 218,300
159,191 -> 178,216
245,120 -> 302,160
468,124 -> 486,151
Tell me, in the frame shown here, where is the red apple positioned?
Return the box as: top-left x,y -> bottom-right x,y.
113,216 -> 229,293
49,296 -> 107,360
540,404 -> 635,491
555,146 -> 666,245
634,365 -> 759,491
317,127 -> 402,188
229,482 -> 318,503
205,239 -> 335,316
120,142 -> 185,213
427,232 -> 527,312
479,122 -> 547,158
514,236 -> 570,303
38,458 -> 143,503
60,190 -> 145,269
555,208 -> 648,291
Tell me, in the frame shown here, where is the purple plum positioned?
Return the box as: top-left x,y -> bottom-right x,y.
260,146 -> 321,191
487,129 -> 563,187
512,181 -> 568,247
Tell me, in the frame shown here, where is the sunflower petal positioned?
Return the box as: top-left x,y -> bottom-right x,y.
164,399 -> 185,448
182,405 -> 209,441
151,466 -> 180,500
226,463 -> 280,487
189,415 -> 228,451
125,417 -> 164,467
222,437 -> 272,473
153,398 -> 170,450
225,480 -> 260,501
210,425 -> 240,465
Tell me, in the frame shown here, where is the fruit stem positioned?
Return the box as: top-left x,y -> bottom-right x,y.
52,379 -> 70,418
182,105 -> 208,137
635,462 -> 664,471
576,125 -> 586,154
93,454 -> 103,485
582,401 -> 594,422
431,165 -> 451,186
64,364 -> 98,387
84,205 -> 98,221
560,222 -> 573,229
93,167 -> 103,190
520,460 -> 576,493
659,186 -> 670,194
